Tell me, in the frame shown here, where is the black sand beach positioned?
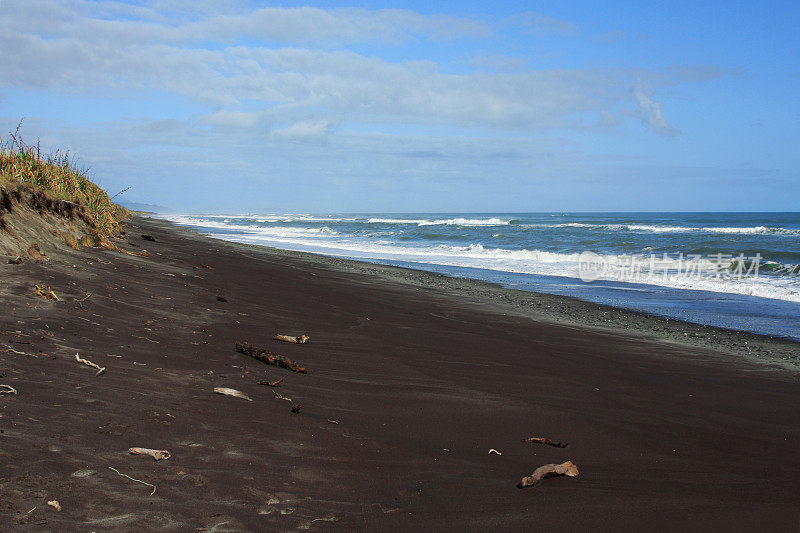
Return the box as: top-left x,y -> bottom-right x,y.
2,216 -> 799,531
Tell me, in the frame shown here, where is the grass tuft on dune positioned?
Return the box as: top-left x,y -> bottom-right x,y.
0,125 -> 129,236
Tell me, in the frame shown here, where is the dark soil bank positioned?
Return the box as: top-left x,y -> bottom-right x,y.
1,216 -> 799,531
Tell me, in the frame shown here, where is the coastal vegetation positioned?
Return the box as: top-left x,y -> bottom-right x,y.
0,125 -> 128,236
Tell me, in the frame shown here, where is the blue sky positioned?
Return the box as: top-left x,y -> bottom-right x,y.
1,0 -> 798,212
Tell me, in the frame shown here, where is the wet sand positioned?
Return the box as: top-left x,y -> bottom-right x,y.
1,216 -> 799,531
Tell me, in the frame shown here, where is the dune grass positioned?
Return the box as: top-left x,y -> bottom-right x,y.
0,125 -> 128,235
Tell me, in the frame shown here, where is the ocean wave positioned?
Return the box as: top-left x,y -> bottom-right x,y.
159,215 -> 339,238
367,217 -> 510,226
540,222 -> 800,235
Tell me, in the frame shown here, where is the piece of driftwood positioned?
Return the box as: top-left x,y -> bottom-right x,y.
488,448 -> 502,455
129,447 -> 171,460
519,461 -> 579,488
216,296 -> 228,302
8,256 -> 23,265
235,342 -> 307,373
291,404 -> 302,413
75,353 -> 105,375
141,234 -> 156,242
0,384 -> 18,394
213,387 -> 252,401
274,334 -> 310,344
521,437 -> 569,448
47,501 -> 61,512
327,419 -> 339,424
257,379 -> 283,387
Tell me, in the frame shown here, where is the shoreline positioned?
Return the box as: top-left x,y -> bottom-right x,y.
2,214 -> 799,530
157,217 -> 800,371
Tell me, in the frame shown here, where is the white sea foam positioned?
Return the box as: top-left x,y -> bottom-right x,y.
160,215 -> 339,238
540,222 -> 800,235
367,217 -> 510,226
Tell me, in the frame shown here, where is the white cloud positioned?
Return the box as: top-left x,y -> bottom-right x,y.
0,1 -> 714,137
631,87 -> 679,136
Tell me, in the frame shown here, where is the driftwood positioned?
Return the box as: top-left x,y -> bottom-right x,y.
213,387 -> 252,401
488,448 -> 502,455
129,447 -> 171,460
141,234 -> 156,242
47,501 -> 61,512
521,437 -> 569,448
75,353 -> 105,375
257,379 -> 283,387
0,384 -> 18,395
274,334 -> 310,344
235,342 -> 307,373
519,461 -> 579,488
291,404 -> 302,413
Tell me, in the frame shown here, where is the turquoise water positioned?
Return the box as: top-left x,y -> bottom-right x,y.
162,212 -> 800,340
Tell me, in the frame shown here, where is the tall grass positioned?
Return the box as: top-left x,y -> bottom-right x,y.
0,124 -> 127,235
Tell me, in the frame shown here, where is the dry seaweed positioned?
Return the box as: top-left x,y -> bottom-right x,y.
521,437 -> 569,448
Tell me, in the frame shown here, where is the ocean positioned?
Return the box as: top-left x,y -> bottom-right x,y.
159,212 -> 800,341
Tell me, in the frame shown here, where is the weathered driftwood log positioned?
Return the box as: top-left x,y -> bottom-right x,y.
213,387 -> 252,401
521,437 -> 569,448
129,447 -> 171,460
235,342 -> 307,373
257,378 -> 283,387
519,461 -> 579,488
274,334 -> 310,344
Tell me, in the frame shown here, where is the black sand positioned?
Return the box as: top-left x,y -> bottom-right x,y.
1,216 -> 799,531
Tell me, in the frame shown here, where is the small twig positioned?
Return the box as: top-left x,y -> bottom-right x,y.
74,293 -> 92,303
488,448 -> 502,455
327,419 -> 339,424
272,390 -> 292,402
0,384 -> 18,394
110,186 -> 131,200
5,347 -> 27,355
108,466 -> 156,495
75,353 -> 105,375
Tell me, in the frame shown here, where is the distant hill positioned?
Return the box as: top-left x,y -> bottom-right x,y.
118,201 -> 174,214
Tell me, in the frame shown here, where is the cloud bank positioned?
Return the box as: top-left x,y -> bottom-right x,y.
0,1 -> 741,211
